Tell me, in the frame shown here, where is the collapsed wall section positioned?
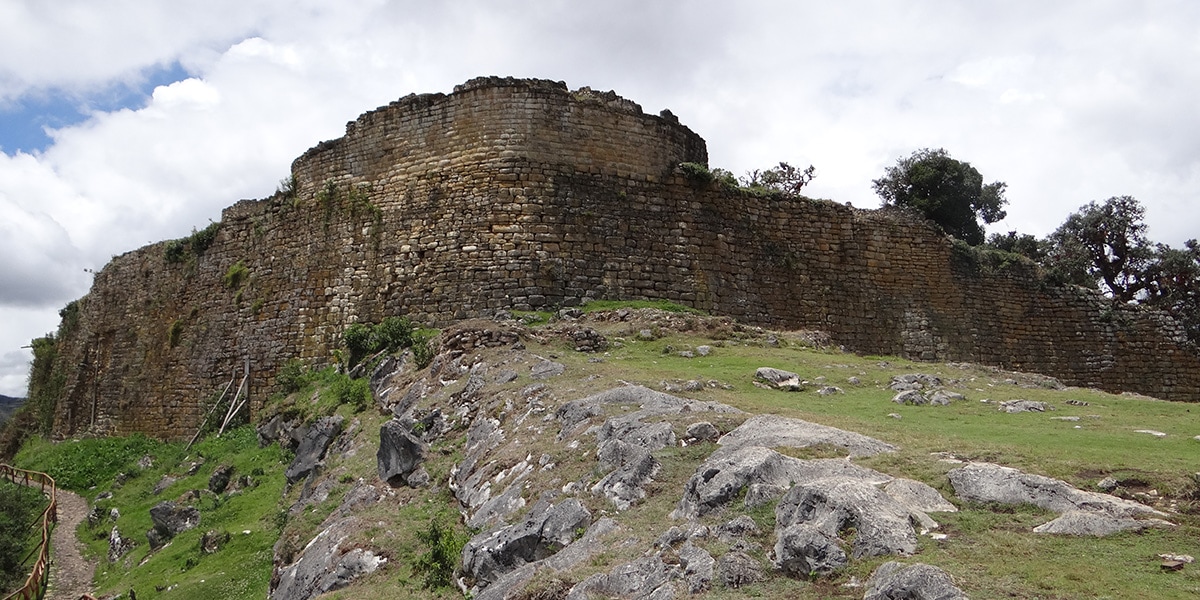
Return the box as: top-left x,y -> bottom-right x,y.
45,78 -> 1199,440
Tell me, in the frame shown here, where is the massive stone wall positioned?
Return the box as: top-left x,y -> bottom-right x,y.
46,77 -> 1199,440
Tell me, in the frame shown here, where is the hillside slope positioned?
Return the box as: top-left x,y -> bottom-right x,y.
17,308 -> 1200,599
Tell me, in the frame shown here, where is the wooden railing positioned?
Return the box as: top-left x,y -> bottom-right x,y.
0,464 -> 56,600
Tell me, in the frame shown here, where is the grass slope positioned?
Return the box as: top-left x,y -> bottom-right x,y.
13,308 -> 1200,599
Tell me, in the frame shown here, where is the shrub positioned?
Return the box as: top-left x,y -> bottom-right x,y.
223,261 -> 249,290
412,517 -> 468,589
0,481 -> 44,590
330,375 -> 371,413
276,359 -> 309,394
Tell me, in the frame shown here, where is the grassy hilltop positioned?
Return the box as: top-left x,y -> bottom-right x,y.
11,304 -> 1200,599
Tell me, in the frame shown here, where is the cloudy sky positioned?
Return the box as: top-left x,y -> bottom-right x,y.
1,0 -> 1198,396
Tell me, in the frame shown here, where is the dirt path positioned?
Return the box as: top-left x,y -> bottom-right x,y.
45,489 -> 96,600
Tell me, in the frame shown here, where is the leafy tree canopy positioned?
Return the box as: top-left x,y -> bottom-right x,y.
1044,196 -> 1154,302
873,148 -> 1007,245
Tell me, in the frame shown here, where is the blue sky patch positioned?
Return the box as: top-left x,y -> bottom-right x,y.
0,61 -> 190,154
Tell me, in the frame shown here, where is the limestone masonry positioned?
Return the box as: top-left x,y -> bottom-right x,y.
46,77 -> 1200,439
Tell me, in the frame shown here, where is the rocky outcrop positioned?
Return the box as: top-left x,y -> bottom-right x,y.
146,501 -> 200,549
284,416 -> 344,484
461,498 -> 593,588
775,477 -> 920,559
948,462 -> 1170,535
270,517 -> 386,600
376,418 -> 428,487
863,562 -> 969,600
673,446 -> 895,519
715,414 -> 897,457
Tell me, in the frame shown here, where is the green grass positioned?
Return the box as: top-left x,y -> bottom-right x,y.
12,313 -> 1200,599
17,426 -> 289,600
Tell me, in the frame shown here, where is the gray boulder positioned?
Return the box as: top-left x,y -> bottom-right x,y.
1031,510 -> 1175,536
679,541 -> 715,593
109,526 -> 135,562
948,462 -> 1166,519
673,446 -> 892,519
531,360 -> 565,379
284,416 -> 344,484
566,556 -> 674,599
775,477 -> 919,559
592,438 -> 660,510
208,464 -> 235,494
147,501 -> 200,548
892,390 -> 927,405
927,390 -> 964,405
717,414 -> 897,457
462,498 -> 592,587
685,421 -> 720,443
377,418 -> 428,487
755,367 -> 803,391
863,562 -> 968,600
270,517 -> 386,600
717,551 -> 765,588
773,523 -> 847,576
998,399 -> 1046,413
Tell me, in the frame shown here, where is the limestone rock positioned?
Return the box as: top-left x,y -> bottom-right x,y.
755,367 -> 803,391
685,421 -> 720,443
773,523 -> 847,576
1031,510 -> 1175,536
566,556 -> 673,599
284,416 -> 344,484
716,413 -> 896,457
673,446 -> 892,519
775,477 -> 920,559
717,551 -> 764,588
531,360 -> 565,379
462,498 -> 592,587
863,562 -> 968,600
147,501 -> 200,548
998,400 -> 1046,413
208,464 -> 235,494
108,526 -> 135,562
948,462 -> 1166,519
679,541 -> 715,593
270,517 -> 386,600
377,418 -> 428,487
200,529 -> 230,554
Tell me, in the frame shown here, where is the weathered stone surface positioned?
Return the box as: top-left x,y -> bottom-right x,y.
531,360 -> 565,379
147,501 -> 200,548
376,418 -> 428,487
462,498 -> 592,587
775,477 -> 920,559
883,478 -> 959,514
755,367 -> 803,391
109,526 -> 135,562
285,416 -> 344,484
673,446 -> 892,519
716,414 -> 896,457
678,541 -> 715,593
717,551 -> 764,588
863,562 -> 968,600
566,556 -> 674,599
948,462 -> 1166,519
270,517 -> 386,600
1031,510 -> 1175,536
773,524 -> 848,576
208,464 -> 235,494
200,529 -> 230,554
998,400 -> 1047,413
685,421 -> 720,443
592,438 -> 660,510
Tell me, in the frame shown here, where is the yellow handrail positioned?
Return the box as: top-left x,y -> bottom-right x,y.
0,464 -> 57,600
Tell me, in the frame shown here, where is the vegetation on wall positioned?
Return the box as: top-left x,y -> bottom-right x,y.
873,148 -> 1007,246
678,161 -> 816,198
165,222 -> 222,264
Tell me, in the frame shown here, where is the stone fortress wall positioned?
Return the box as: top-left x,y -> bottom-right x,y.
48,77 -> 1200,440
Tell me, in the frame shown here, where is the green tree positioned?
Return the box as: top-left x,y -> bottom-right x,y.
1045,196 -> 1154,302
744,162 -> 816,195
873,148 -> 1007,245
1143,239 -> 1200,343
